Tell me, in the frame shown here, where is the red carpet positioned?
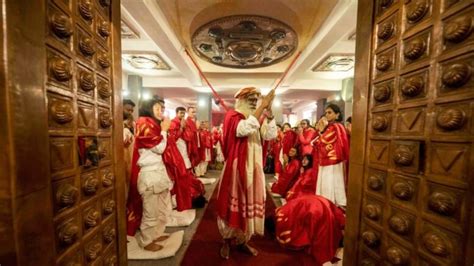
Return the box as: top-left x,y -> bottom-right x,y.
181,188 -> 315,266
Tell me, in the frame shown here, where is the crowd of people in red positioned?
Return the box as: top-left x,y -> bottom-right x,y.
266,103 -> 352,265
123,95 -> 352,265
123,98 -> 223,252
269,103 -> 351,205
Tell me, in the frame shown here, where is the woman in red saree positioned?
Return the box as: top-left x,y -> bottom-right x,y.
315,104 -> 350,208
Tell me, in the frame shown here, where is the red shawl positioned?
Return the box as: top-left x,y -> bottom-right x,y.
275,195 -> 345,265
184,117 -> 200,167
271,159 -> 301,197
126,117 -> 192,236
316,122 -> 350,187
169,117 -> 183,140
169,118 -> 205,199
286,167 -> 318,201
198,129 -> 212,161
217,110 -> 249,231
298,128 -> 317,156
211,129 -> 222,163
212,129 -> 223,147
126,117 -> 164,236
316,122 -> 349,165
282,130 -> 297,155
164,130 -> 193,212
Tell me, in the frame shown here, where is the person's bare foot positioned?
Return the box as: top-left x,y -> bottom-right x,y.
144,242 -> 163,252
220,240 -> 230,259
238,243 -> 258,256
153,235 -> 169,243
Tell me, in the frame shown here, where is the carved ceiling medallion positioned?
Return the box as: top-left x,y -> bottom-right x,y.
191,15 -> 297,68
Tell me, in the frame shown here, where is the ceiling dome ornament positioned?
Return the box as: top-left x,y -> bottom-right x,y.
191,15 -> 297,68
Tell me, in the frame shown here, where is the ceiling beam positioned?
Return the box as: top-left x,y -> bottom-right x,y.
122,0 -> 202,86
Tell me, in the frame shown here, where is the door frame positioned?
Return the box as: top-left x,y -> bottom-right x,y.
343,0 -> 375,262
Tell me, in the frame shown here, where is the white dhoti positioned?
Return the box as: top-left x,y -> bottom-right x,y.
215,142 -> 224,163
136,168 -> 172,248
216,115 -> 276,241
195,148 -> 211,176
316,162 -> 346,207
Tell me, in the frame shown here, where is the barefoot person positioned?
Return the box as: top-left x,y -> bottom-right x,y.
126,96 -> 172,251
216,87 -> 276,259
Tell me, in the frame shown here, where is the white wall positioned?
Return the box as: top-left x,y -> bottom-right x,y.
122,72 -> 128,91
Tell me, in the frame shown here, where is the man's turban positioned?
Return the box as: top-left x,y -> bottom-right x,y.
234,87 -> 261,99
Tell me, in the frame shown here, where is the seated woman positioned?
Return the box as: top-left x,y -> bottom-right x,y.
126,96 -> 173,252
286,154 -> 317,201
274,194 -> 345,265
271,148 -> 300,197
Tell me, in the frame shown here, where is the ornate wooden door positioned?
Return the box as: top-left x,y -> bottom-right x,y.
345,0 -> 474,265
0,0 -> 126,265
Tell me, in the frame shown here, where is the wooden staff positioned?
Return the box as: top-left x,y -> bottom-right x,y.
184,49 -> 230,111
270,51 -> 302,93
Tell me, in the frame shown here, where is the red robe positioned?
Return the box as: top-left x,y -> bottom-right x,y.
282,130 -> 297,156
275,195 -> 345,265
184,117 -> 200,167
286,168 -> 318,201
311,131 -> 320,171
169,117 -> 205,199
126,117 -> 193,236
212,129 -> 223,148
298,128 -> 317,156
169,117 -> 184,140
212,129 -> 223,163
217,110 -> 250,231
316,122 -> 350,187
272,133 -> 283,174
271,158 -> 301,197
198,129 -> 212,162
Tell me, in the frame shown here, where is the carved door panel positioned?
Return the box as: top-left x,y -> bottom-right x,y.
1,0 -> 124,264
346,0 -> 474,265
46,0 -> 124,265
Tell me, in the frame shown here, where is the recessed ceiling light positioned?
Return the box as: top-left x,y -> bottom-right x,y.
313,54 -> 355,72
122,53 -> 171,70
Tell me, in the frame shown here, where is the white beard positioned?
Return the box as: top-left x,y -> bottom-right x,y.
235,99 -> 255,118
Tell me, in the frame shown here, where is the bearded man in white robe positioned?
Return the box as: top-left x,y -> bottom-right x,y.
216,87 -> 276,259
